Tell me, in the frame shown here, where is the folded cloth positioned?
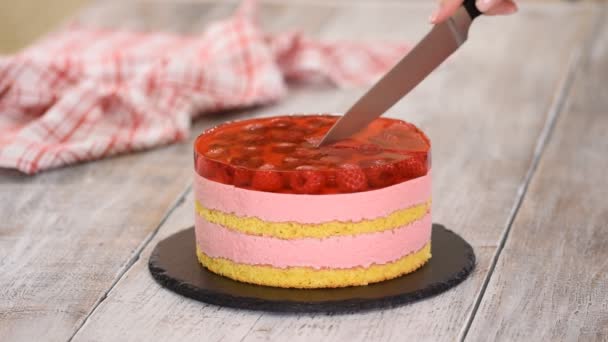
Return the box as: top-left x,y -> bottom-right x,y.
0,0 -> 408,174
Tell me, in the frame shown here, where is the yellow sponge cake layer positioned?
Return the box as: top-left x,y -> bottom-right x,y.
195,200 -> 431,239
197,243 -> 431,288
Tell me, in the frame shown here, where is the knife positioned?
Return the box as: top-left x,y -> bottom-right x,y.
319,0 -> 481,146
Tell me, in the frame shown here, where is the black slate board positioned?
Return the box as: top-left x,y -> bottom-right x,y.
149,224 -> 475,313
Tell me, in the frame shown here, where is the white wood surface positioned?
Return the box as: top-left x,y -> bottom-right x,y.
0,1 -> 605,341
465,7 -> 608,341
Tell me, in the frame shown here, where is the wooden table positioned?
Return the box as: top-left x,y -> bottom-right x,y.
1,1 -> 607,341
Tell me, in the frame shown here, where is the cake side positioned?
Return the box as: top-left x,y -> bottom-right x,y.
194,167 -> 431,223
196,244 -> 431,289
194,203 -> 431,268
193,171 -> 432,288
194,172 -> 431,238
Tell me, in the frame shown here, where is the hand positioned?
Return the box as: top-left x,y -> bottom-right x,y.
429,0 -> 518,24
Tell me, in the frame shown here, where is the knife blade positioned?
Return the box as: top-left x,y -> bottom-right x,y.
319,2 -> 481,146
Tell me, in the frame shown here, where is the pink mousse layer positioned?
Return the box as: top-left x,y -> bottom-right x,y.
195,214 -> 431,269
194,172 -> 431,223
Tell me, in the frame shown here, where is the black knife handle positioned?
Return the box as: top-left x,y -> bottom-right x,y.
463,0 -> 482,19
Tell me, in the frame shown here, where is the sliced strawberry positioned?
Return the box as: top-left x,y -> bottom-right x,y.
326,147 -> 354,162
363,159 -> 398,188
230,157 -> 248,167
324,170 -> 337,188
289,166 -> 326,194
336,164 -> 368,193
231,156 -> 264,169
282,156 -> 301,169
395,154 -> 428,181
195,156 -> 215,178
208,142 -> 229,150
292,148 -> 322,160
241,146 -> 262,156
270,129 -> 304,143
272,142 -> 297,154
247,156 -> 265,169
252,165 -> 284,192
269,118 -> 293,129
305,117 -> 334,130
318,155 -> 343,167
214,130 -> 236,141
233,167 -> 253,187
212,162 -> 234,184
242,123 -> 267,133
369,131 -> 399,147
205,147 -> 228,159
331,138 -> 359,149
358,143 -> 382,156
241,133 -> 265,145
304,136 -> 322,146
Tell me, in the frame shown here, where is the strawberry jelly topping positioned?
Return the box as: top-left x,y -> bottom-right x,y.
194,115 -> 430,194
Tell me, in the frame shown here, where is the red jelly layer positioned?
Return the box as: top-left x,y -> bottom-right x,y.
194,115 -> 430,194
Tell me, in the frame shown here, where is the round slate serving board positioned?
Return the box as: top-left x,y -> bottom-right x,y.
149,224 -> 475,313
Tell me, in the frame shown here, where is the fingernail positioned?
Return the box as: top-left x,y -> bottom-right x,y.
429,8 -> 440,23
475,0 -> 494,12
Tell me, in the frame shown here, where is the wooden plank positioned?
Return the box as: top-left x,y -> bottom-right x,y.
69,1 -> 598,341
73,191 -> 269,341
0,2 -> 238,341
465,7 -> 608,342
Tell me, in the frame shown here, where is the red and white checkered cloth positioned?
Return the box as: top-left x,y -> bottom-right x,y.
0,0 -> 408,174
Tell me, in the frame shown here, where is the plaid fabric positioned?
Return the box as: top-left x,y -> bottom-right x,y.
0,0 -> 408,174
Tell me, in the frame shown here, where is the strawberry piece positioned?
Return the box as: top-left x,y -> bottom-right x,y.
196,158 -> 213,178
229,157 -> 247,167
270,118 -> 293,129
242,146 -> 262,156
231,156 -> 264,169
272,142 -> 297,154
331,138 -> 359,149
358,143 -> 382,156
246,156 -> 265,169
304,136 -> 322,146
205,147 -> 228,159
395,154 -> 428,181
282,156 -> 301,169
293,148 -> 322,160
336,164 -> 368,193
319,155 -> 343,167
242,133 -> 265,145
363,160 -> 398,188
252,165 -> 284,192
372,127 -> 408,146
270,129 -> 304,143
212,162 -> 234,184
233,167 -> 253,187
305,117 -> 334,129
242,123 -> 267,133
209,142 -> 229,150
289,166 -> 326,194
324,170 -> 337,188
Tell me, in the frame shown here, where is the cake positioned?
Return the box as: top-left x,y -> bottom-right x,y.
193,114 -> 431,288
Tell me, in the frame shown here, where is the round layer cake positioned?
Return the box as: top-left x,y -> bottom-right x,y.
193,114 -> 431,288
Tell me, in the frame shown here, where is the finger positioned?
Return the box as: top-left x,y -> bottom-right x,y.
475,0 -> 502,12
484,0 -> 518,15
430,0 -> 463,24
